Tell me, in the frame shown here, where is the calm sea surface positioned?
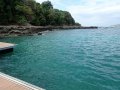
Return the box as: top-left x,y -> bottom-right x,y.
0,28 -> 120,90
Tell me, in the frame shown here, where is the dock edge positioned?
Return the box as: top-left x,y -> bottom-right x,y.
0,72 -> 45,90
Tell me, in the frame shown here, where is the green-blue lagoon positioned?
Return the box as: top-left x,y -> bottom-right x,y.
0,28 -> 120,90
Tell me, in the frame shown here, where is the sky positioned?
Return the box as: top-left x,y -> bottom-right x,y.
36,0 -> 120,26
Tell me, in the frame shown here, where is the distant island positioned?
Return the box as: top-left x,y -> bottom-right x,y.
0,0 -> 97,37
110,24 -> 120,28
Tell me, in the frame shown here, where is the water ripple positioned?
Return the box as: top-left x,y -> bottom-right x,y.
0,29 -> 120,90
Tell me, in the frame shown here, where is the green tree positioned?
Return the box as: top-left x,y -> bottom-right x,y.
64,11 -> 75,25
31,3 -> 46,25
0,0 -> 77,26
41,1 -> 53,10
15,4 -> 33,23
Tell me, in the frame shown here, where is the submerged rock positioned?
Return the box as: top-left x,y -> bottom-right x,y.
38,32 -> 42,35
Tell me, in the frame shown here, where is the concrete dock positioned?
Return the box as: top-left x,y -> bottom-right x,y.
0,72 -> 44,90
0,42 -> 15,50
0,42 -> 15,54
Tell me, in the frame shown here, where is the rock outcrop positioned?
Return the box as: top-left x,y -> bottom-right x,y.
0,25 -> 98,37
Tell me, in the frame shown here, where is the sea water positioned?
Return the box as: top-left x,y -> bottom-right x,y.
0,28 -> 120,90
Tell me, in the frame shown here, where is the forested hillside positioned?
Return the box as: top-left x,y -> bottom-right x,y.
0,0 -> 77,26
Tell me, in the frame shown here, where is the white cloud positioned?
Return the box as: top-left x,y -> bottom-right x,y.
66,0 -> 120,26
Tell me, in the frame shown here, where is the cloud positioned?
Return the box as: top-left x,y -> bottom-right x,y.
66,0 -> 120,26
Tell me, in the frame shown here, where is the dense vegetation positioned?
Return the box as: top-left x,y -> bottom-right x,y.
0,0 -> 77,26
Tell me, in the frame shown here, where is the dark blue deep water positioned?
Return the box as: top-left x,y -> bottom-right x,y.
0,28 -> 120,90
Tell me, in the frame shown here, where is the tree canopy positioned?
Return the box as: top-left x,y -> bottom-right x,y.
0,0 -> 78,26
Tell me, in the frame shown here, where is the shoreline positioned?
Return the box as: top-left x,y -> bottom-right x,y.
0,25 -> 98,37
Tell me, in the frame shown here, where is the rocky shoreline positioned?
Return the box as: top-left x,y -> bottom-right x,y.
0,25 -> 98,37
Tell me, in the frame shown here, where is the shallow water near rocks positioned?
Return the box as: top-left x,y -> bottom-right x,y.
0,28 -> 120,90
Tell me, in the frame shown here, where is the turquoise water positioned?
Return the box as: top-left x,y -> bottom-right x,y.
0,28 -> 120,90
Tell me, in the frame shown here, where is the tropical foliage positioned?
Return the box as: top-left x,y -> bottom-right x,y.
0,0 -> 77,26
